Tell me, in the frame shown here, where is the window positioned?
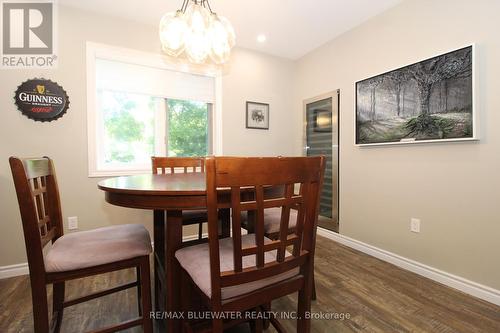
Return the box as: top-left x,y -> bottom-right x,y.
87,43 -> 220,176
97,90 -> 212,171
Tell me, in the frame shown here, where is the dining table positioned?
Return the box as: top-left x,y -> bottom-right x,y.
98,172 -> 231,332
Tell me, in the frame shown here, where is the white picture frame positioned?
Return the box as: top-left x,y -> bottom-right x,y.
355,44 -> 478,147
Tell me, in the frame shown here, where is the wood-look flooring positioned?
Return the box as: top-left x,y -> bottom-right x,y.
1,236 -> 499,332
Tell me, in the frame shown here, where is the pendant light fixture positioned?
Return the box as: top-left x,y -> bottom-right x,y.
159,0 -> 235,65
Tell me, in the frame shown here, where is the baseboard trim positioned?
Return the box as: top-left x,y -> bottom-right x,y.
182,233 -> 208,242
0,263 -> 29,279
317,227 -> 500,306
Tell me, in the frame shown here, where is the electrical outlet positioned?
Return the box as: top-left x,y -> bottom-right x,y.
410,218 -> 421,233
68,216 -> 78,230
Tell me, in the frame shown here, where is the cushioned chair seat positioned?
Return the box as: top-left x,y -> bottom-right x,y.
241,208 -> 298,234
44,224 -> 152,273
175,234 -> 299,300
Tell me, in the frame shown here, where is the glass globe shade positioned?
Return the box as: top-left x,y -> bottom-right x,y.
159,11 -> 188,57
209,15 -> 231,64
218,15 -> 235,48
184,3 -> 211,63
210,43 -> 230,64
185,30 -> 210,63
184,3 -> 210,32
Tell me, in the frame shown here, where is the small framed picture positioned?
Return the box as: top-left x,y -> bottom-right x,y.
246,101 -> 269,130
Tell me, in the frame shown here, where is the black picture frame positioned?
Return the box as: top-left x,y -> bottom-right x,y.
246,101 -> 269,130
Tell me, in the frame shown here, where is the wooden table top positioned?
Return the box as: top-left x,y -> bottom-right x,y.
98,173 -> 206,196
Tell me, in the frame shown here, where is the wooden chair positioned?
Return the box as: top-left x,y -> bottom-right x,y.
175,156 -> 325,332
241,188 -> 318,300
152,156 -> 208,240
9,157 -> 152,333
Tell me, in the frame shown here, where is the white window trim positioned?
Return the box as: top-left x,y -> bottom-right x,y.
86,41 -> 223,177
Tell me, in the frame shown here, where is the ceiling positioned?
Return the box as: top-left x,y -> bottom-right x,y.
58,0 -> 402,60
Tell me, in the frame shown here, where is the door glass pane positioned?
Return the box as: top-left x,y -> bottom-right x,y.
306,97 -> 335,222
99,90 -> 158,168
167,99 -> 210,157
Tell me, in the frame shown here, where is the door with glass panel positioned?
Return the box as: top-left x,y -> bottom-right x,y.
304,91 -> 339,232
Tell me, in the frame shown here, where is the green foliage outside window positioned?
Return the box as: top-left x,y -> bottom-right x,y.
167,99 -> 209,157
102,91 -> 154,164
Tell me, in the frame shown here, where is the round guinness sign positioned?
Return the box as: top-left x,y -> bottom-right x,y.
14,79 -> 69,122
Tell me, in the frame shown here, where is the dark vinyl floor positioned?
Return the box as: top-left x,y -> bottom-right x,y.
1,236 -> 499,332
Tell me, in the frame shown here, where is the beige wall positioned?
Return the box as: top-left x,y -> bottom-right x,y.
295,0 -> 500,289
222,48 -> 300,156
0,5 -> 298,266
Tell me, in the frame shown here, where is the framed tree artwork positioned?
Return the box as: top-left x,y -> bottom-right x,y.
355,45 -> 477,146
246,101 -> 269,130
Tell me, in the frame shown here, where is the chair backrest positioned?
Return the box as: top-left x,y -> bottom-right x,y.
151,156 -> 205,174
205,156 -> 325,304
9,157 -> 64,275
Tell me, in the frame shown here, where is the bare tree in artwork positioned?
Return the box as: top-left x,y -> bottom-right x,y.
386,69 -> 411,117
365,76 -> 383,121
408,49 -> 472,116
356,46 -> 473,144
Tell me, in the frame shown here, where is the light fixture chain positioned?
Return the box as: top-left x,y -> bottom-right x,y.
181,0 -> 189,13
204,0 -> 214,14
